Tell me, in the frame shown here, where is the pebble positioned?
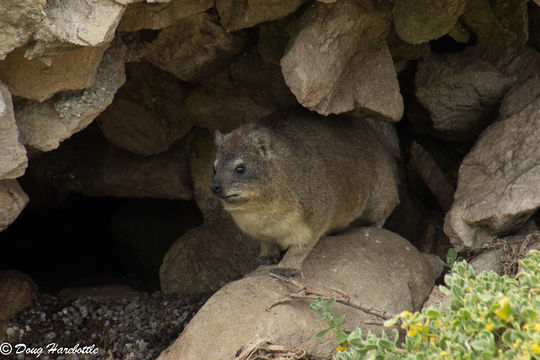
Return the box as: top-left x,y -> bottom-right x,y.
6,293 -> 205,360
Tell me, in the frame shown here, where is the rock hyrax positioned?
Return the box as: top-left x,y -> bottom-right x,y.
211,109 -> 399,276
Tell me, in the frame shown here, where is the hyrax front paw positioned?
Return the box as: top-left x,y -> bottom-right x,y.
269,267 -> 299,277
259,256 -> 281,265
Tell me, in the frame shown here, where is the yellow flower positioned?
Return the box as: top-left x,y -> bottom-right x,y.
336,340 -> 349,352
523,323 -> 530,330
534,322 -> 540,331
486,323 -> 494,331
532,344 -> 540,355
401,311 -> 413,318
441,350 -> 448,357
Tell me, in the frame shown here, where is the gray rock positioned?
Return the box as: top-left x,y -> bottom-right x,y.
281,0 -> 403,121
14,42 -> 126,152
0,180 -> 29,232
216,0 -> 307,32
415,51 -> 514,141
157,228 -> 439,360
27,0 -> 125,60
118,0 -> 213,32
0,270 -> 38,326
462,0 -> 528,48
144,13 -> 247,83
469,250 -> 503,275
229,51 -> 297,110
0,44 -> 108,102
97,61 -> 192,156
0,83 -> 27,180
179,72 -> 273,132
159,218 -> 259,300
0,0 -> 46,60
498,74 -> 540,120
393,0 -> 466,44
422,286 -> 451,312
444,97 -> 540,250
409,142 -> 455,213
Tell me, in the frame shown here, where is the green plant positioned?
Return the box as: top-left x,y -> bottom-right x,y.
438,248 -> 458,269
311,250 -> 540,360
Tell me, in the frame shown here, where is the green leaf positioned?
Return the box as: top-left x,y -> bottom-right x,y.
334,314 -> 346,325
383,317 -> 399,327
336,332 -> 348,344
426,308 -> 441,319
315,328 -> 331,339
327,297 -> 336,309
447,248 -> 457,265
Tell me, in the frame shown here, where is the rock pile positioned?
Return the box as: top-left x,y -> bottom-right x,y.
0,0 -> 539,358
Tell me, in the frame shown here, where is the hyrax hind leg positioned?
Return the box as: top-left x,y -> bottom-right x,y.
259,241 -> 281,265
270,235 -> 320,277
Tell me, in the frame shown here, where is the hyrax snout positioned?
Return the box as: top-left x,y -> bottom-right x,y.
211,109 -> 400,277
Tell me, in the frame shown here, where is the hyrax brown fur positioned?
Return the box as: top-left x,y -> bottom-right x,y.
211,109 -> 399,277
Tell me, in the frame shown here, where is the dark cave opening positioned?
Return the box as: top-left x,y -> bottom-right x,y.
0,192 -> 203,294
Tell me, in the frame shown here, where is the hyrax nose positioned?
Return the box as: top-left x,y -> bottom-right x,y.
210,182 -> 222,194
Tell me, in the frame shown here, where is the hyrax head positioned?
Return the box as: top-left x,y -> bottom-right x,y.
210,124 -> 277,209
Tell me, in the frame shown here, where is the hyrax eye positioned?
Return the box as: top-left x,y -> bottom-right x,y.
235,165 -> 245,174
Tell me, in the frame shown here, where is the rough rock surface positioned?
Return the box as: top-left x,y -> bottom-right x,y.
97,61 -> 192,156
0,83 -> 27,180
144,13 -> 246,83
0,0 -> 47,60
462,0 -> 529,47
393,0 -> 466,44
159,218 -> 260,299
158,228 -> 440,360
179,73 -> 273,132
444,96 -> 540,250
498,74 -> 540,120
0,270 -> 38,341
0,180 -> 29,232
469,250 -> 503,275
14,43 -> 126,152
216,0 -> 307,32
118,0 -> 213,31
0,45 -> 108,102
281,0 -> 403,121
415,51 -> 515,141
28,126 -> 193,200
27,0 -> 125,60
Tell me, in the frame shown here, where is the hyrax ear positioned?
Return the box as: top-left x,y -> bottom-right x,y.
252,132 -> 274,158
214,130 -> 224,147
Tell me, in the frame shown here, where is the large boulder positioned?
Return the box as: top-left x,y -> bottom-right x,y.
0,45 -> 108,102
216,0 -> 307,32
461,0 -> 528,48
0,270 -> 39,341
179,72 -> 274,132
415,52 -> 512,141
444,82 -> 540,250
158,228 -> 440,360
0,83 -> 27,180
281,0 -> 403,121
26,0 -> 126,60
144,13 -> 247,83
14,43 -> 126,152
97,61 -> 192,156
393,0 -> 467,44
0,180 -> 29,232
118,0 -> 213,32
0,0 -> 46,60
159,218 -> 260,299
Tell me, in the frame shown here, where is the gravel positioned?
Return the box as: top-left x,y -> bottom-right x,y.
6,292 -> 205,360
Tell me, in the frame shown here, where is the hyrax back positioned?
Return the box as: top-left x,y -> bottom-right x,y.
211,109 -> 399,276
